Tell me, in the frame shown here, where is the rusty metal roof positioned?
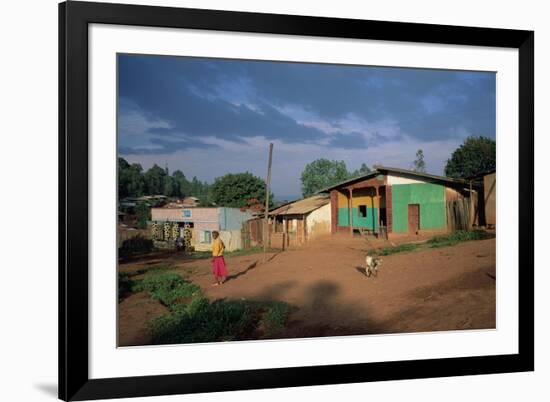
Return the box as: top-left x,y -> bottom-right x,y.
316,165 -> 470,193
269,194 -> 330,216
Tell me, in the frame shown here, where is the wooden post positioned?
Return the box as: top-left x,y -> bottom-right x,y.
348,188 -> 353,236
375,186 -> 381,234
469,180 -> 473,229
263,143 -> 273,262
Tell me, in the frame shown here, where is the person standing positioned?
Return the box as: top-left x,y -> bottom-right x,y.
211,231 -> 227,286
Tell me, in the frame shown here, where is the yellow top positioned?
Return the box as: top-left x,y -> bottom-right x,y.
212,237 -> 225,257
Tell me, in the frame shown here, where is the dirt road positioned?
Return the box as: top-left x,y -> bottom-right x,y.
118,235 -> 495,345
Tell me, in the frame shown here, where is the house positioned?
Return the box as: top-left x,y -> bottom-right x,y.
269,194 -> 331,248
483,170 -> 496,228
319,166 -> 477,237
466,169 -> 496,228
150,206 -> 254,251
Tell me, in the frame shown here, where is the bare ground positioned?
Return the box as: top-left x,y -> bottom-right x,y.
118,235 -> 496,346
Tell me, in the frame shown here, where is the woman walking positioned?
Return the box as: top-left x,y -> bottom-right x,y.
211,231 -> 228,286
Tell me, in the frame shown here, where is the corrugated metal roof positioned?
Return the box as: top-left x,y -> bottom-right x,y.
316,165 -> 469,193
269,194 -> 330,216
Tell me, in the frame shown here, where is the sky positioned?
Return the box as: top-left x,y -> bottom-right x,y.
118,54 -> 496,200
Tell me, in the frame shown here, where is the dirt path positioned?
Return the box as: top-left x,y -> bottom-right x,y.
118,236 -> 495,345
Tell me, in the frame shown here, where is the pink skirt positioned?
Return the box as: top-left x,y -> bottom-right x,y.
212,256 -> 228,277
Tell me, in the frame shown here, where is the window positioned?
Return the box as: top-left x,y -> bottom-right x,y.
359,205 -> 367,218
183,209 -> 192,218
201,230 -> 212,244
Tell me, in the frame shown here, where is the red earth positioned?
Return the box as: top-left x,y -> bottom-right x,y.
118,235 -> 496,346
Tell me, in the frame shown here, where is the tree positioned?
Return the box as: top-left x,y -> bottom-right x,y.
413,149 -> 426,173
351,163 -> 371,178
144,164 -> 167,195
210,172 -> 271,208
163,175 -> 175,197
300,159 -> 349,197
444,136 -> 496,178
135,201 -> 150,229
172,170 -> 190,197
118,157 -> 145,198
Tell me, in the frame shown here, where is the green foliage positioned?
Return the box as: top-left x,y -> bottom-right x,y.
444,136 -> 496,178
369,243 -> 419,256
119,234 -> 153,256
300,158 -> 350,197
350,163 -> 372,178
210,172 -> 271,208
413,149 -> 426,173
135,201 -> 150,229
133,271 -> 201,307
149,297 -> 293,344
261,301 -> 291,337
149,298 -> 254,344
118,272 -> 135,302
143,164 -> 167,195
427,230 -> 491,248
118,157 -> 145,198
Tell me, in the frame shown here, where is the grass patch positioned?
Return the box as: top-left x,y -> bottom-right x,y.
118,272 -> 136,302
149,297 -> 255,344
261,301 -> 292,337
369,243 -> 419,257
427,230 -> 492,248
367,230 -> 492,256
126,263 -> 293,344
149,298 -> 292,344
133,271 -> 201,307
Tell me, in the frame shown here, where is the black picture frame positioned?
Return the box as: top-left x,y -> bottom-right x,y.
59,1 -> 534,400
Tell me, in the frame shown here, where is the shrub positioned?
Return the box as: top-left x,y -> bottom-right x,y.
120,234 -> 153,256
118,272 -> 135,302
428,230 -> 491,248
149,298 -> 254,344
149,298 -> 293,344
261,301 -> 292,337
369,243 -> 419,257
134,271 -> 201,307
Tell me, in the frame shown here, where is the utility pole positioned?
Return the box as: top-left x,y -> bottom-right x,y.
263,143 -> 274,262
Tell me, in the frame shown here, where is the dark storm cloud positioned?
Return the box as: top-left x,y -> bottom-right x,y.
117,54 -> 495,155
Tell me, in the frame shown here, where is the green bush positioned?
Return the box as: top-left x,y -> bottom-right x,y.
149,298 -> 254,344
149,297 -> 293,344
370,243 -> 419,257
261,301 -> 292,337
428,230 -> 491,248
118,272 -> 135,302
133,271 -> 201,307
119,234 -> 153,256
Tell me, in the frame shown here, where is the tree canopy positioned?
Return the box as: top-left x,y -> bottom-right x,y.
300,159 -> 350,197
118,157 -> 211,203
210,172 -> 272,208
413,149 -> 426,173
444,136 -> 496,178
350,163 -> 372,178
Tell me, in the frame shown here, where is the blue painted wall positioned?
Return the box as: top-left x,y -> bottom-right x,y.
218,208 -> 254,231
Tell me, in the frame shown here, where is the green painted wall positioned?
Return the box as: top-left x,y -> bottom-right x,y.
391,183 -> 446,233
337,207 -> 379,230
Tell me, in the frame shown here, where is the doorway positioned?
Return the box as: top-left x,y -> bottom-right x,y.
408,204 -> 420,234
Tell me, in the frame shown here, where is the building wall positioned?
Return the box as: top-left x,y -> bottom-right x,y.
484,172 -> 496,226
337,188 -> 380,230
306,203 -> 331,238
219,230 -> 243,252
386,174 -> 423,185
151,207 -> 219,224
391,182 -> 446,233
218,208 -> 254,231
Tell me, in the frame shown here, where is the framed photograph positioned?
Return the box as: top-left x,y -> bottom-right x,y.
59,1 -> 534,400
